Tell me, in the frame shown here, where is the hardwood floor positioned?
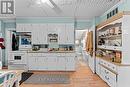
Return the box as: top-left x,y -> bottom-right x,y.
20,61 -> 109,87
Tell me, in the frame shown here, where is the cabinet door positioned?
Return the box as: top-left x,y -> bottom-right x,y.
100,66 -> 106,81
47,57 -> 57,71
65,57 -> 75,71
32,24 -> 40,44
39,24 -> 48,44
24,24 -> 32,32
16,24 -> 24,32
37,57 -> 48,70
65,24 -> 75,44
47,24 -> 58,34
96,58 -> 100,75
58,24 -> 66,44
28,57 -> 37,70
57,57 -> 66,70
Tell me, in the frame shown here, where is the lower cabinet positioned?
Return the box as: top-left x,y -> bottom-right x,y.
65,57 -> 75,71
100,65 -> 117,87
28,57 -> 38,70
28,53 -> 75,71
96,57 -> 130,87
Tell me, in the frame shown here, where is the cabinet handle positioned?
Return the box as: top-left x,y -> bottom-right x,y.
105,76 -> 109,80
105,70 -> 109,74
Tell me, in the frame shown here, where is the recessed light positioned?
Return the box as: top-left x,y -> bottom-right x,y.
41,0 -> 48,3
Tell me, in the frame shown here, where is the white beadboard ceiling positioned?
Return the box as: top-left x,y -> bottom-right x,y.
16,0 -> 120,20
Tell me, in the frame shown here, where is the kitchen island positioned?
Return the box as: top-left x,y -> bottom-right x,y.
27,51 -> 76,71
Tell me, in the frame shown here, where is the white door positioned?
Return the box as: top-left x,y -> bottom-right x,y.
47,56 -> 57,70
58,24 -> 66,44
24,24 -> 32,32
47,24 -> 57,34
65,24 -> 75,44
16,24 -> 24,32
32,24 -> 40,44
39,24 -> 48,44
57,57 -> 66,70
37,57 -> 48,70
65,57 -> 75,71
28,57 -> 37,70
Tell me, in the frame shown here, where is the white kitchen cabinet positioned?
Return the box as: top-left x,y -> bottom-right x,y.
56,57 -> 66,70
32,24 -> 48,44
88,56 -> 95,73
28,57 -> 37,70
65,24 -> 75,44
39,24 -> 48,44
100,65 -> 117,87
65,57 -> 75,71
96,58 -> 100,75
47,56 -> 57,71
47,24 -> 58,34
27,53 -> 76,71
16,24 -> 32,32
58,24 -> 66,44
37,57 -> 48,70
32,24 -> 40,44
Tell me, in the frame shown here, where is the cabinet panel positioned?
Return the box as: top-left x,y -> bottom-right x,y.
57,57 -> 66,70
65,24 -> 74,44
47,57 -> 57,70
32,24 -> 40,44
58,24 -> 66,44
65,57 -> 75,71
28,57 -> 37,70
39,24 -> 48,44
96,58 -> 100,75
47,24 -> 58,33
37,57 -> 48,70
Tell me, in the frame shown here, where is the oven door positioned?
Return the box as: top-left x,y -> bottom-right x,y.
8,52 -> 26,65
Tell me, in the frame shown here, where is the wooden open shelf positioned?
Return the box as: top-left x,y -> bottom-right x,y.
96,11 -> 130,29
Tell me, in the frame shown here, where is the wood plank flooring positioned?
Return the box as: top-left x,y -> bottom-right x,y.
20,61 -> 109,87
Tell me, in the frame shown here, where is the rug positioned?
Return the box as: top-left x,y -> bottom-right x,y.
24,74 -> 70,84
20,72 -> 33,85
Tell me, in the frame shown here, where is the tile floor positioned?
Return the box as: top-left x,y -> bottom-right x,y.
20,60 -> 109,87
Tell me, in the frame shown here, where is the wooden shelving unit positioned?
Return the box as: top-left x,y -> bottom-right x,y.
95,11 -> 130,87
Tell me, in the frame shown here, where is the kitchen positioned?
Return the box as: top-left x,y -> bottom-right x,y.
1,0 -> 130,87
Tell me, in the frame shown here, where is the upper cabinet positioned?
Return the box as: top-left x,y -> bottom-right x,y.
16,24 -> 32,32
65,24 -> 75,44
32,24 -> 48,44
16,23 -> 75,45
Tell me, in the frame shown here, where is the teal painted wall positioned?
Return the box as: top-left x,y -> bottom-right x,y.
124,0 -> 130,11
16,18 -> 74,23
4,22 -> 16,28
0,21 -> 1,32
75,20 -> 91,29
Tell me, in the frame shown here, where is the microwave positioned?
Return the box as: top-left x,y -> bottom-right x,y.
48,33 -> 58,43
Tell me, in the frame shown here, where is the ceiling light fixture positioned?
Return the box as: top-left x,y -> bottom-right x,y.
35,0 -> 54,8
41,0 -> 48,3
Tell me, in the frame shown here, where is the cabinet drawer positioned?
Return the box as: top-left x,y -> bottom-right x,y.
105,75 -> 117,87
100,59 -> 117,72
109,64 -> 117,72
57,53 -> 66,57
66,53 -> 75,57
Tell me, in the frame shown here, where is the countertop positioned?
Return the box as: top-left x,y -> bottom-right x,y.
27,51 -> 75,53
96,56 -> 130,66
